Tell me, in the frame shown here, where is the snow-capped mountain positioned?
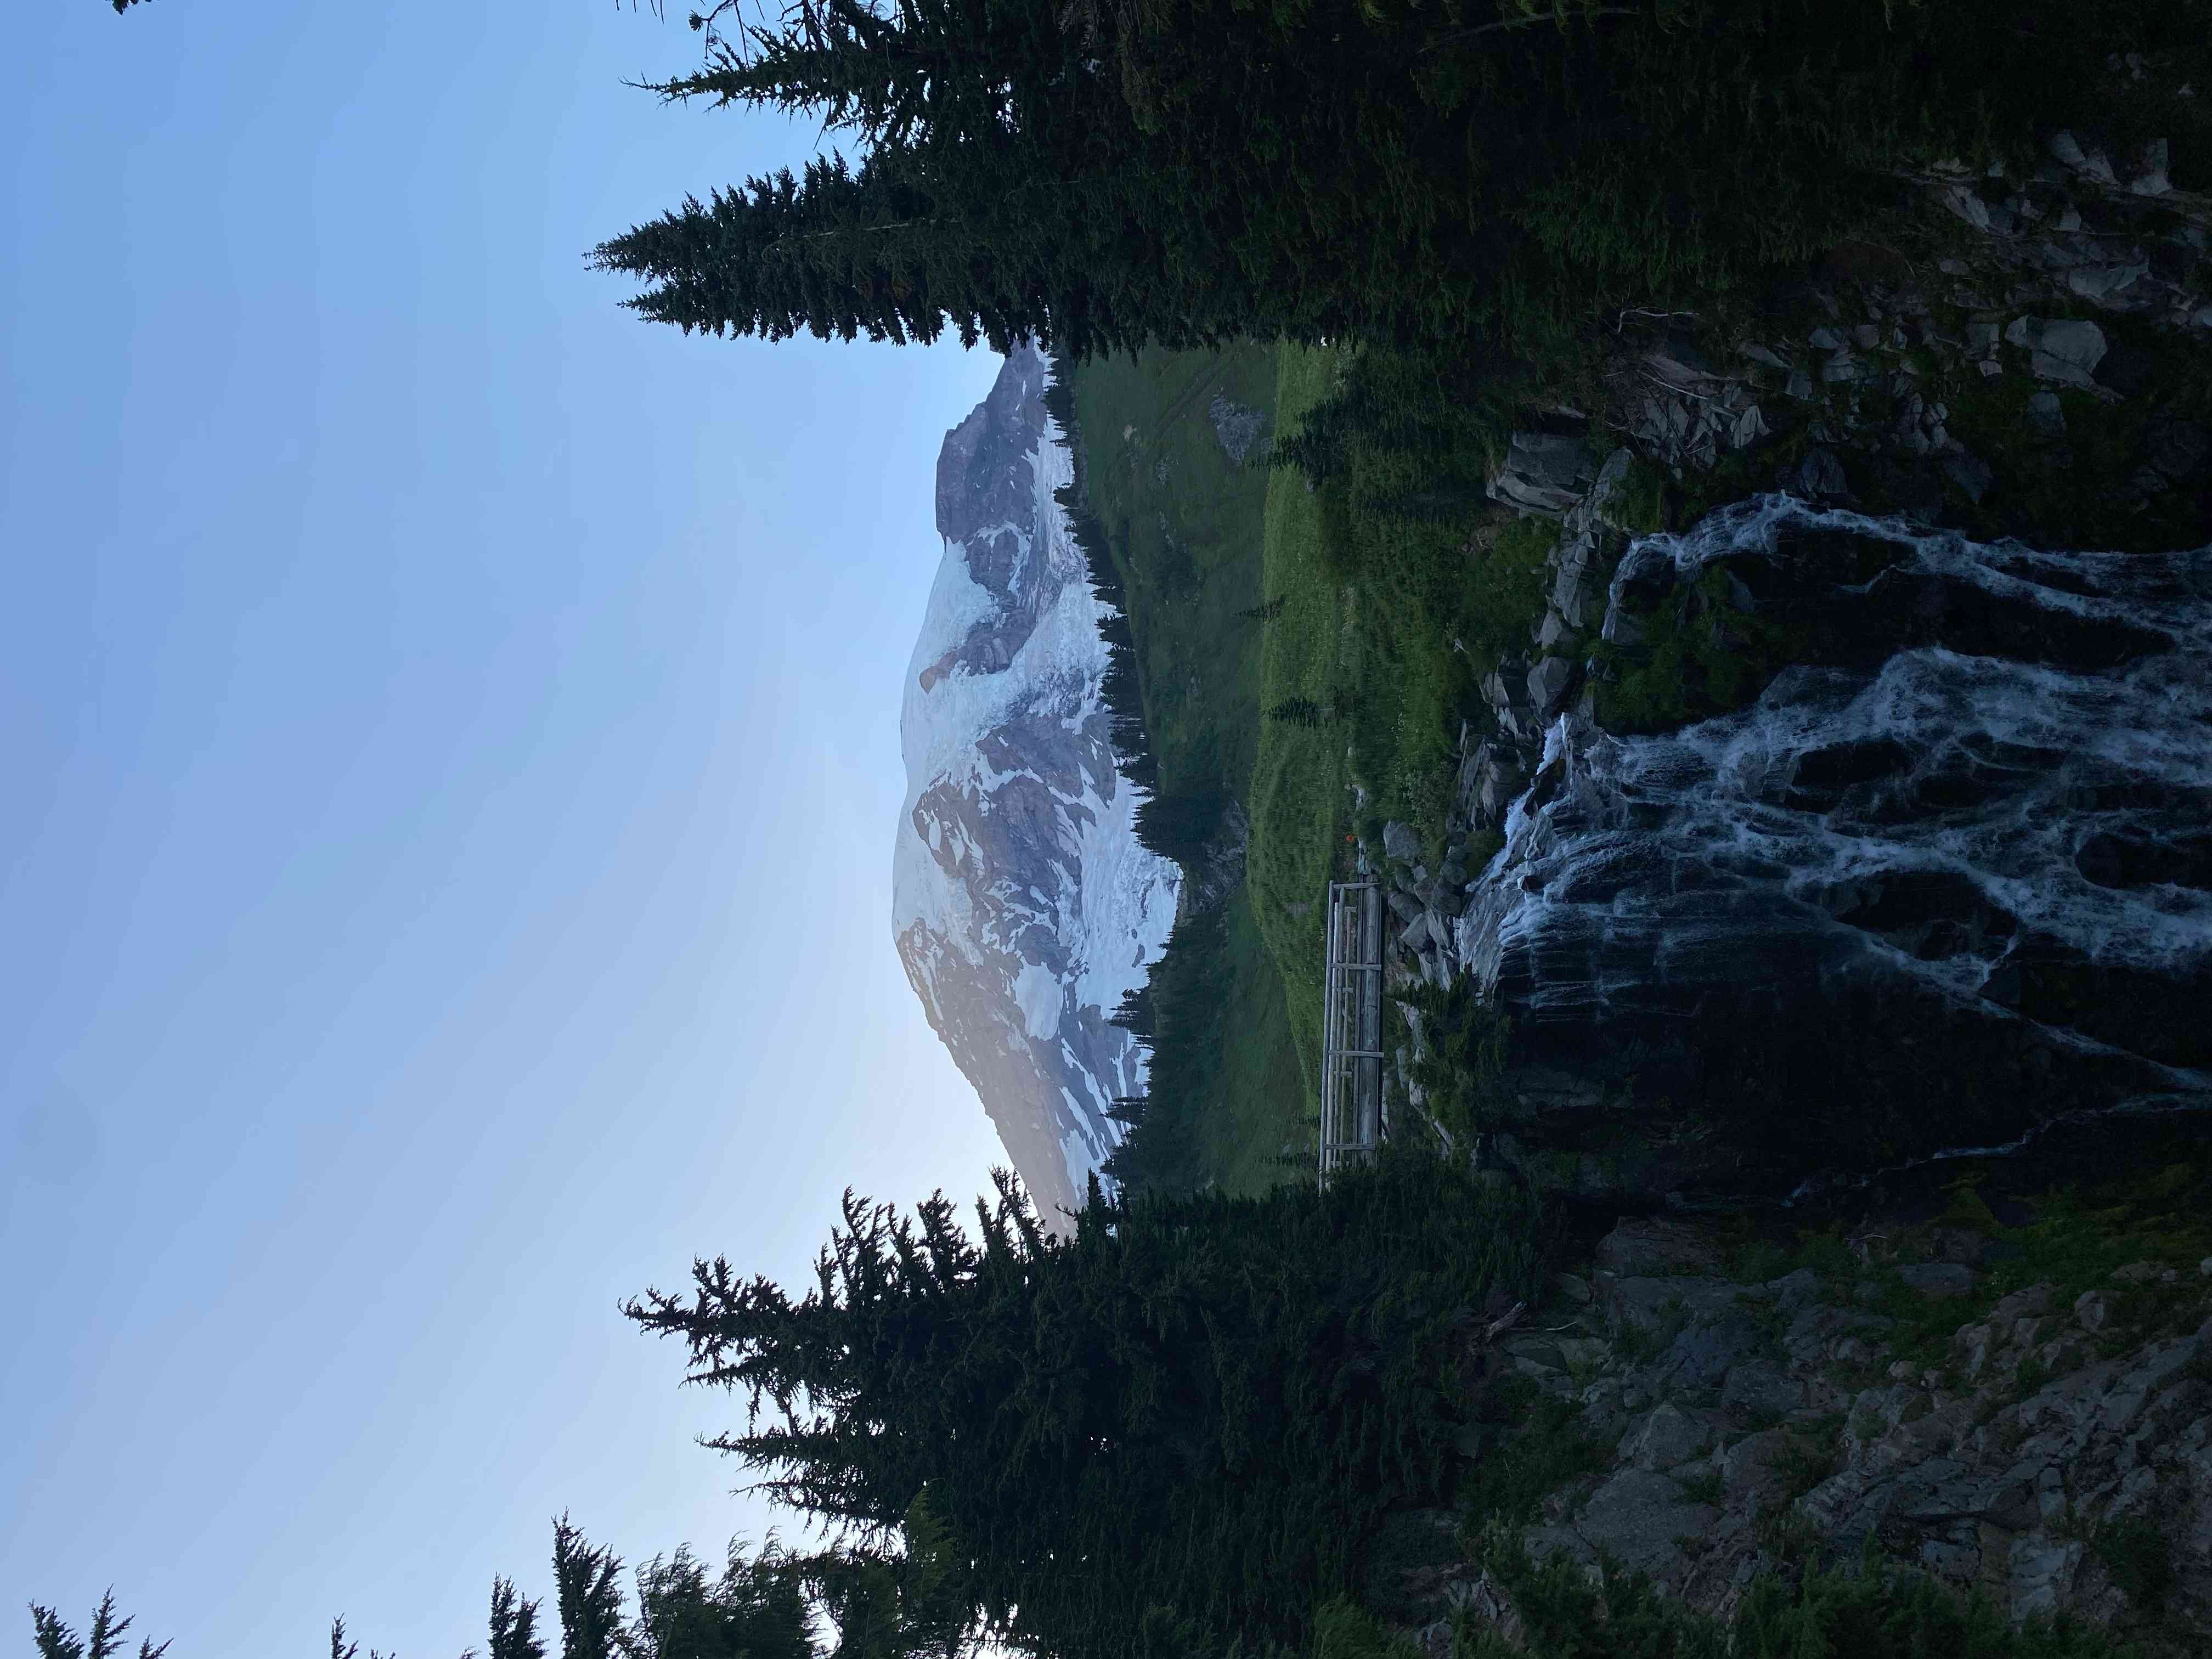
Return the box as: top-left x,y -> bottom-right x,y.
894,346 -> 1181,1222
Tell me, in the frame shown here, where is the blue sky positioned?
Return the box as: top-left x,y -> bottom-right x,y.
2,6 -> 1007,1652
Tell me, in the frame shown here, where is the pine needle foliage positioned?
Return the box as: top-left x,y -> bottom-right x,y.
489,1576 -> 550,1659
554,1515 -> 629,1659
27,1592 -> 170,1659
623,1149 -> 1555,1659
594,0 -> 2212,363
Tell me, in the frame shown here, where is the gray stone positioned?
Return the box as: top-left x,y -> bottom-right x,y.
2027,390 -> 2067,438
1600,602 -> 1646,648
1400,911 -> 1433,953
1764,1268 -> 1821,1316
2003,317 -> 2108,387
2049,129 -> 2117,184
1722,1363 -> 1807,1420
1788,447 -> 1850,500
1478,755 -> 1526,822
1206,395 -> 1268,465
1489,431 -> 1595,517
1609,1276 -> 1744,1340
1537,609 -> 1572,651
1598,1217 -> 1723,1276
1387,888 -> 1423,924
1528,655 -> 1576,714
1944,451 -> 1994,503
1383,820 -> 1424,863
1899,1263 -> 1978,1300
1573,1468 -> 1719,1576
1718,1427 -> 1798,1498
1656,1316 -> 1762,1390
2128,137 -> 2172,196
1623,1402 -> 1719,1470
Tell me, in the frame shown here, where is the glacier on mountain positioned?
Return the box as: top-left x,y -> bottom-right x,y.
893,345 -> 1180,1222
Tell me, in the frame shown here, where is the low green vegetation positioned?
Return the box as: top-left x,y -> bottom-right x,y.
1446,1532 -> 2147,1659
1716,1149 -> 2212,1378
1246,345 -> 1350,1091
1057,347 -> 1311,1195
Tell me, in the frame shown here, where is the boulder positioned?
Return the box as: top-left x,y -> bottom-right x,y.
1488,431 -> 1596,517
1944,450 -> 1994,503
2003,317 -> 2107,387
1528,655 -> 1577,715
1622,1402 -> 1719,1470
1785,446 -> 1851,500
1568,1468 -> 1718,1577
1383,820 -> 1424,864
1597,1216 -> 1724,1276
1720,1362 -> 1806,1419
2048,129 -> 2118,185
1582,447 -> 1639,533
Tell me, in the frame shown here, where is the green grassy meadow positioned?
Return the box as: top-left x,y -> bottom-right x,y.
1069,346 -> 1311,1192
1076,342 -> 1572,1187
1246,346 -> 1348,1094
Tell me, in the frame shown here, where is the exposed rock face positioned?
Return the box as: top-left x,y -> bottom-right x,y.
1448,1213 -> 2212,1655
894,346 -> 1180,1221
1452,496 -> 2212,1204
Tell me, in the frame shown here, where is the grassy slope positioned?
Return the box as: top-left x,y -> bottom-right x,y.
1069,346 -> 1309,1193
1247,346 -> 1348,1097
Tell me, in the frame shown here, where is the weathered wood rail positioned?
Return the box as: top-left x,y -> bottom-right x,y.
1318,879 -> 1387,1181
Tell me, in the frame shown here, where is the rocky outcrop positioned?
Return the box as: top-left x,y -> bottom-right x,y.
1419,1209 -> 2212,1655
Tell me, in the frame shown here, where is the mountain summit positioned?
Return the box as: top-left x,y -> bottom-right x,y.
894,346 -> 1179,1221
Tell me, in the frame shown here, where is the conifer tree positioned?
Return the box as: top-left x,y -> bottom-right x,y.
552,1516 -> 628,1659
624,1153 -> 1551,1659
488,1576 -> 549,1659
28,1590 -> 170,1659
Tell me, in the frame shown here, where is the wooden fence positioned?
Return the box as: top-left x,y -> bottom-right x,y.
1318,879 -> 1387,1180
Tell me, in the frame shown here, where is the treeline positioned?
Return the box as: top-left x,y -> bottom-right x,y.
1102,902 -> 1235,1193
1041,351 -> 1249,1193
589,0 -> 2199,366
1042,356 -> 1160,798
623,1152 -> 1553,1659
33,1503 -> 967,1659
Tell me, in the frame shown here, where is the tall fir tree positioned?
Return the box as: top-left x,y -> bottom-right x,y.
488,1576 -> 549,1659
623,1153 -> 1552,1659
28,1591 -> 170,1659
552,1516 -> 629,1659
